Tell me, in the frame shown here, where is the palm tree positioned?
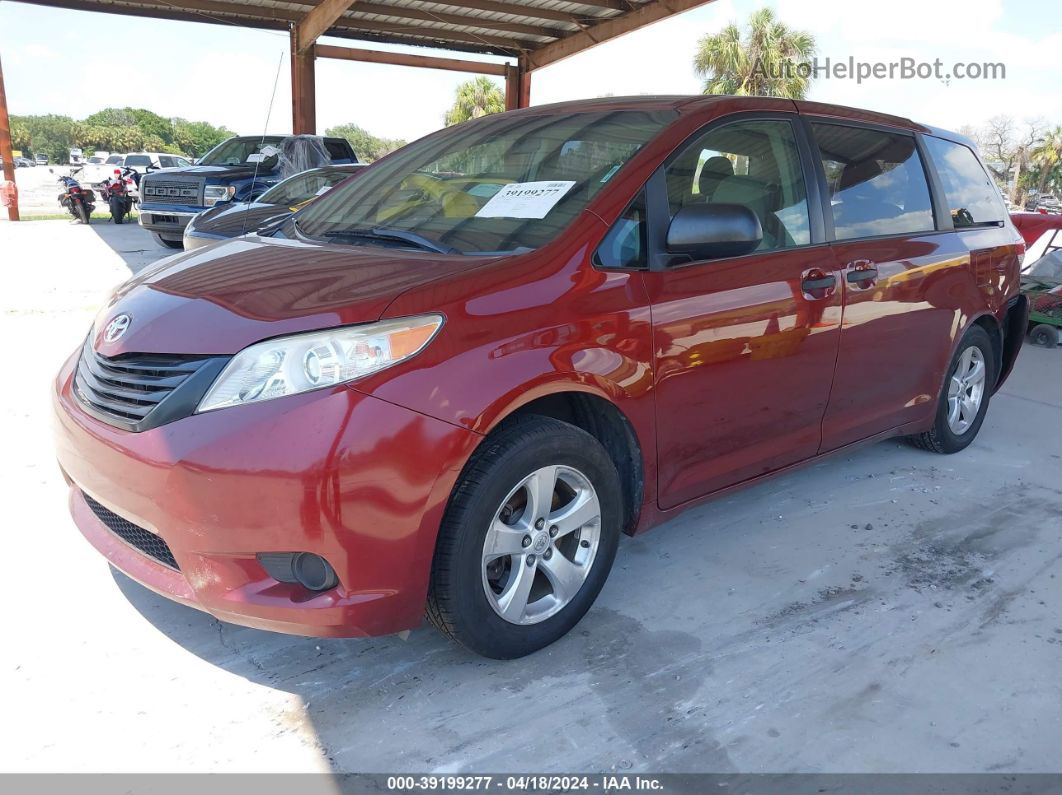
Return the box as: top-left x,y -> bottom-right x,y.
444,77 -> 505,126
1030,126 -> 1062,196
693,8 -> 816,99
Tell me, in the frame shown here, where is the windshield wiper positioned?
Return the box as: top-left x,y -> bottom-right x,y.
320,226 -> 461,255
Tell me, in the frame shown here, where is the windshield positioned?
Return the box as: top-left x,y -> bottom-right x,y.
289,110 -> 675,254
259,166 -> 361,207
199,136 -> 286,167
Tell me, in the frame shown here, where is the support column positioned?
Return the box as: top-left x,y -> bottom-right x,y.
0,54 -> 19,221
290,28 -> 317,135
504,58 -> 532,110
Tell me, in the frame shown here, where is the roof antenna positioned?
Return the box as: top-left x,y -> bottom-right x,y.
242,50 -> 285,238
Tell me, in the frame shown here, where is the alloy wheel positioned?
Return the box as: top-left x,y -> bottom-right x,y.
946,345 -> 986,435
481,465 -> 602,625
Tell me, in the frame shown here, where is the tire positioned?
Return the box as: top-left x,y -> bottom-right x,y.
109,196 -> 126,224
909,325 -> 996,454
75,201 -> 89,224
1029,323 -> 1059,348
427,416 -> 622,659
152,233 -> 183,250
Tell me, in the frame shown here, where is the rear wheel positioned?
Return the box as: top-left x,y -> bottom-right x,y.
910,325 -> 996,454
109,196 -> 126,224
75,201 -> 89,224
427,416 -> 621,659
1030,323 -> 1059,347
152,233 -> 183,250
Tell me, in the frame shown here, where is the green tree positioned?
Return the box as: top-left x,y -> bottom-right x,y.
84,107 -> 174,145
12,113 -> 79,163
693,7 -> 816,99
444,77 -> 505,126
1030,126 -> 1062,196
171,119 -> 235,157
325,123 -> 406,162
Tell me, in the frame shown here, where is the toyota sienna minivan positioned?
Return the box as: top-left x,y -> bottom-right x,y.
53,96 -> 1029,658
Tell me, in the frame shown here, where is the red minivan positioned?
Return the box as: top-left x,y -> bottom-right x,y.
53,96 -> 1029,658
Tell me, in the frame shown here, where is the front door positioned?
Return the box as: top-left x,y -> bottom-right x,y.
642,117 -> 843,510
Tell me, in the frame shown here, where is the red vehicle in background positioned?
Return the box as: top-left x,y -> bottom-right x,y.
1010,211 -> 1062,248
54,97 -> 1028,659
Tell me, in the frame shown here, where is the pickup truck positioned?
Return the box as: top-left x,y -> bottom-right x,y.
138,134 -> 358,248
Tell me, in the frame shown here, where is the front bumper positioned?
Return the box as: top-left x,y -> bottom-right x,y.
53,349 -> 480,637
138,206 -> 200,237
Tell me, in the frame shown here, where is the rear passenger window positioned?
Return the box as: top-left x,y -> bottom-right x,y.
324,140 -> 352,160
811,123 -> 935,241
663,119 -> 811,253
923,136 -> 1004,228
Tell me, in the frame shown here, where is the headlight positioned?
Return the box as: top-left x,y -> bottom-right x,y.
203,185 -> 236,206
197,314 -> 444,413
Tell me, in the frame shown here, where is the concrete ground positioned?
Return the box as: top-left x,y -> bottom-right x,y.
3,219 -> 1062,774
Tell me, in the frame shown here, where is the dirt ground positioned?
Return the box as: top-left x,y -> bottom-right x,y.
2,218 -> 1061,774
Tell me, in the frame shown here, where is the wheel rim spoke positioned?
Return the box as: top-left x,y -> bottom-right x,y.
946,345 -> 985,436
526,466 -> 558,521
483,519 -> 529,562
550,489 -> 599,537
539,551 -> 584,604
496,556 -> 536,622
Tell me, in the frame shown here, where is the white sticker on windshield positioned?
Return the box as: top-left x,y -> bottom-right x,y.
474,180 -> 576,219
260,144 -> 281,157
314,186 -> 332,196
246,153 -> 266,163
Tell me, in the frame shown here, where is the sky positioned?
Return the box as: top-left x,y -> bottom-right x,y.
2,0 -> 1061,144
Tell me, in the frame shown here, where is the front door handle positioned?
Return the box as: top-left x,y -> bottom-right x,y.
801,274 -> 836,291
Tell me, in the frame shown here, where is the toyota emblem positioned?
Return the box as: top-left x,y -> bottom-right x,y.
104,314 -> 131,343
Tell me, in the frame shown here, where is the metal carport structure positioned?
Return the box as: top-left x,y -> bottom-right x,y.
0,0 -> 714,220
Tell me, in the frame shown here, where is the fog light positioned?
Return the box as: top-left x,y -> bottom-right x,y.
257,551 -> 338,592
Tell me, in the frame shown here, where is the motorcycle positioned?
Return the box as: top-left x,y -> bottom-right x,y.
100,166 -> 137,224
57,173 -> 96,224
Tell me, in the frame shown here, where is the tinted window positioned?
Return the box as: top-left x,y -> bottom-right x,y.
923,136 -> 1004,227
812,123 -> 935,240
291,110 -> 674,255
176,157 -> 191,167
199,137 -> 286,166
105,155 -> 122,164
664,119 -> 811,252
324,139 -> 353,160
125,155 -> 152,167
596,190 -> 647,268
159,156 -> 175,168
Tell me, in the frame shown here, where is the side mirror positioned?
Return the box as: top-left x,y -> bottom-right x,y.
666,203 -> 763,261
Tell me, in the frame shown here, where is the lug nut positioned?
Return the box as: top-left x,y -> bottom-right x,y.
526,554 -> 536,566
580,539 -> 590,548
535,518 -> 545,530
543,548 -> 553,560
549,525 -> 558,538
522,535 -> 532,548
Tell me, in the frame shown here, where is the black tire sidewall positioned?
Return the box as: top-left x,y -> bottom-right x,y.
1031,324 -> 1058,347
930,326 -> 997,453
439,420 -> 621,659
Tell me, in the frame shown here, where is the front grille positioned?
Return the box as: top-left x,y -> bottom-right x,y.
83,492 -> 179,570
74,341 -> 225,432
141,178 -> 202,206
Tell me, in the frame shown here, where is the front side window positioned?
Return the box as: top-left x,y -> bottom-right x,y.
812,123 -> 935,241
159,156 -> 176,168
288,110 -> 675,255
595,190 -> 647,268
105,155 -> 122,165
663,119 -> 811,253
923,136 -> 1005,228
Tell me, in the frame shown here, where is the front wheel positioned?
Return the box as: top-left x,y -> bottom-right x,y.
427,416 -> 622,659
909,325 -> 996,454
152,233 -> 183,250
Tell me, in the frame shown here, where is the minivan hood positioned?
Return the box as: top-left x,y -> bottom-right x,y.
93,236 -> 487,356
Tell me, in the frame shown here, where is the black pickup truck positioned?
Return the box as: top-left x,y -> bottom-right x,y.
138,134 -> 358,248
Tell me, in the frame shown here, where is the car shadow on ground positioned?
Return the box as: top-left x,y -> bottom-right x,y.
87,218 -> 172,276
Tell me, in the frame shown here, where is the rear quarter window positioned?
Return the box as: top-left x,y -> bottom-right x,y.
324,139 -> 355,161
923,136 -> 1005,227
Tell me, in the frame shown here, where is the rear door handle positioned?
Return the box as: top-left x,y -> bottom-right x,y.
846,268 -> 878,282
